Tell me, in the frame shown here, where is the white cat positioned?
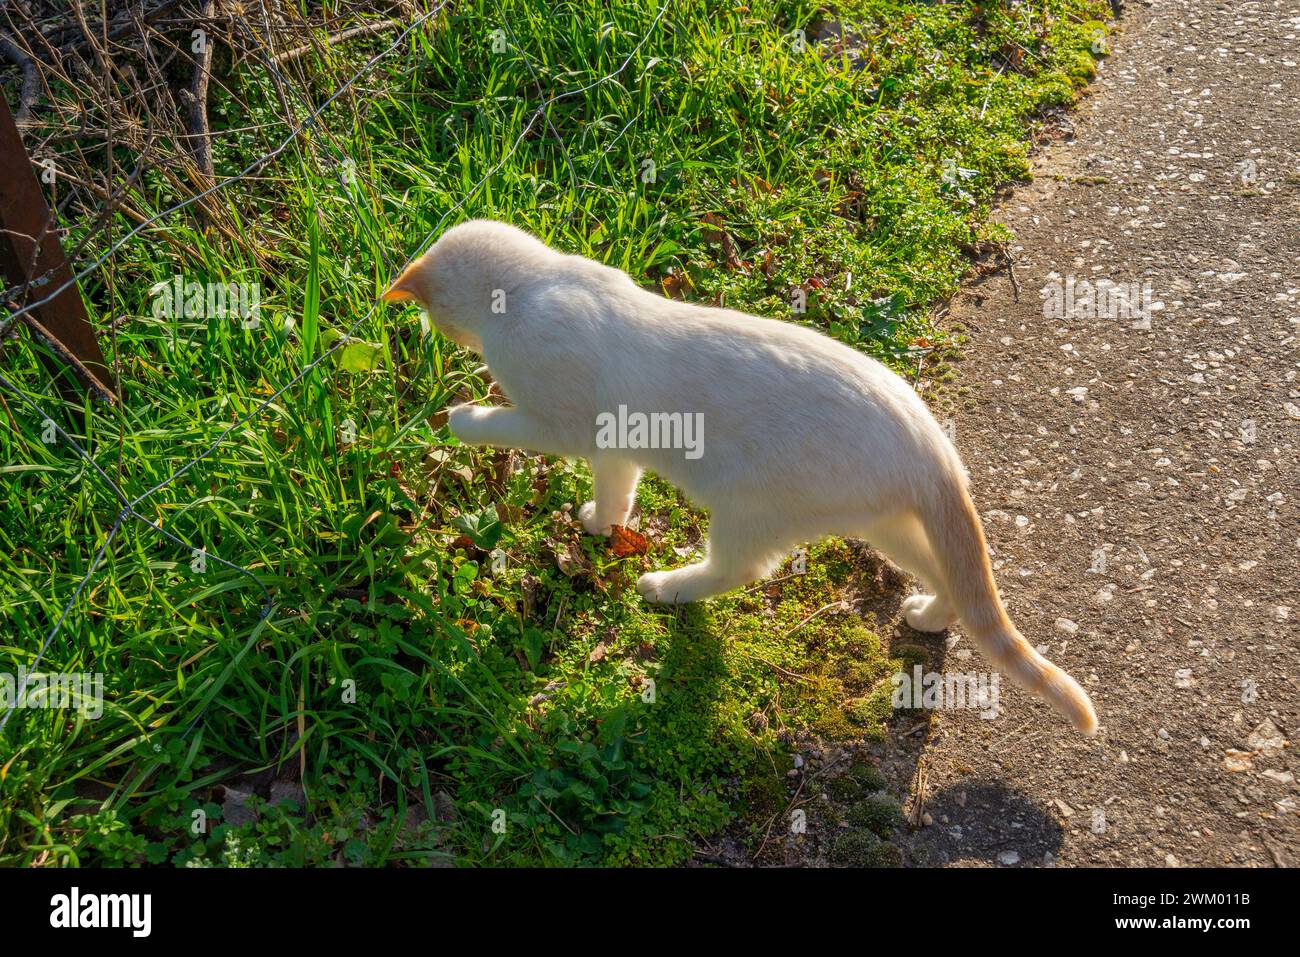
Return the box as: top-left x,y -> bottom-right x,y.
383,219 -> 1098,733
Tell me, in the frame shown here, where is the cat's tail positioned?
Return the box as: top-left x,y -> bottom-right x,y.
915,470 -> 1099,735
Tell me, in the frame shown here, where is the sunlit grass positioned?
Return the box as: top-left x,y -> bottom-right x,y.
0,0 -> 1107,866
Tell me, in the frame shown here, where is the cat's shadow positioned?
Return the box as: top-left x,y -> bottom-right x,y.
624,539 -> 1063,867
901,779 -> 1066,868
848,539 -> 1065,867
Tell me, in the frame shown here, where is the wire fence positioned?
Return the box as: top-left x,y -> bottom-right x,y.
0,0 -> 676,733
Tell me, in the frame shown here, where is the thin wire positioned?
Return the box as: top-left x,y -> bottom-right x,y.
0,3 -> 450,340
131,0 -> 675,505
488,0 -> 581,204
0,370 -> 275,733
0,510 -> 125,734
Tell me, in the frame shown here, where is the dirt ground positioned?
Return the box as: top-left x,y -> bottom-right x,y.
882,0 -> 1299,868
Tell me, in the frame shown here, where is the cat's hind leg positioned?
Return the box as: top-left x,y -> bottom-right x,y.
865,512 -> 958,633
637,511 -> 789,605
579,457 -> 641,536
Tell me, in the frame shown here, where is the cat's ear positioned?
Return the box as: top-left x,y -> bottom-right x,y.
381,263 -> 420,303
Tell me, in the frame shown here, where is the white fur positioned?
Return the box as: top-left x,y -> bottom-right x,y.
385,220 -> 1099,733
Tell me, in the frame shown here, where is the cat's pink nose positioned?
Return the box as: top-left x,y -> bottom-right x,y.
381,260 -> 423,303
380,283 -> 418,303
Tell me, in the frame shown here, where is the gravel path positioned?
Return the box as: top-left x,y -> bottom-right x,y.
898,0 -> 1299,868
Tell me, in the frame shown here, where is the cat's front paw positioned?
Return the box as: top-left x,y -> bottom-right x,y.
577,501 -> 612,537
636,571 -> 674,604
447,404 -> 490,444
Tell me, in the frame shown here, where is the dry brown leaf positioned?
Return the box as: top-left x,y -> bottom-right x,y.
661,270 -> 692,300
609,523 -> 650,558
553,540 -> 593,578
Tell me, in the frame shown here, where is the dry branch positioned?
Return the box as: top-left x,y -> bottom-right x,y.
186,0 -> 216,186
0,0 -> 423,340
0,30 -> 41,121
269,17 -> 403,66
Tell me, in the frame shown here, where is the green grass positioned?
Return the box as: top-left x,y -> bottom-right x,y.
0,0 -> 1109,866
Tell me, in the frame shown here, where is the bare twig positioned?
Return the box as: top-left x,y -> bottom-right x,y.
0,30 -> 41,122
999,241 -> 1021,302
783,599 -> 852,638
186,0 -> 216,187
269,17 -> 402,66
54,0 -> 186,56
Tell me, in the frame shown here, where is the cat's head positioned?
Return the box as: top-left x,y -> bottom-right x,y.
381,219 -> 555,351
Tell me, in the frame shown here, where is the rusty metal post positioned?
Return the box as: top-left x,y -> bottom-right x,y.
0,91 -> 117,403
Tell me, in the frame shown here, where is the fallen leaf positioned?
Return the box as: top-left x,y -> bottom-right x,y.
700,212 -> 727,243
609,523 -> 650,558
553,540 -> 593,579
222,786 -> 258,827
700,213 -> 742,269
661,270 -> 692,300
